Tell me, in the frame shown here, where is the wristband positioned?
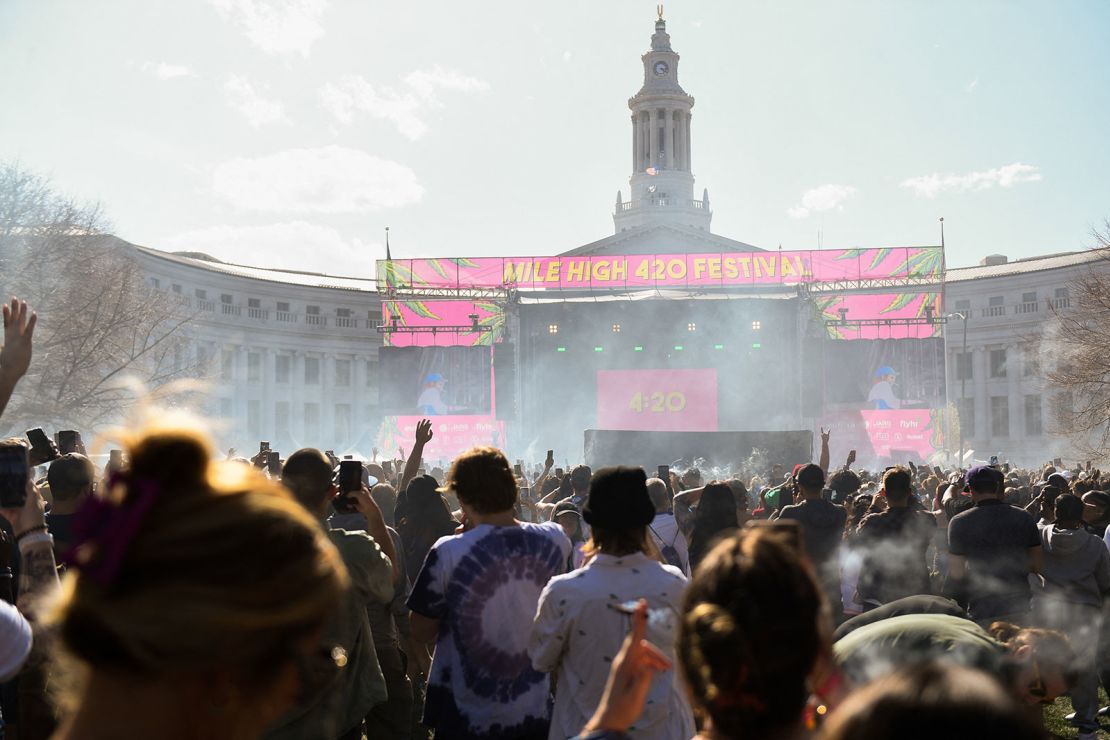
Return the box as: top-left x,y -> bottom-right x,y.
17,532 -> 53,550
14,525 -> 48,542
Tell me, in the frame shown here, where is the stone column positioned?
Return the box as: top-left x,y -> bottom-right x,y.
678,111 -> 687,170
631,115 -> 639,173
1007,343 -> 1023,446
973,346 -> 989,445
262,348 -> 275,442
687,112 -> 693,172
664,109 -> 674,170
322,353 -> 336,448
292,351 -> 306,443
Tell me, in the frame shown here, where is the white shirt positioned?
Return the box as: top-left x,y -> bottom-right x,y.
0,600 -> 32,682
867,380 -> 901,410
529,552 -> 694,740
647,512 -> 690,576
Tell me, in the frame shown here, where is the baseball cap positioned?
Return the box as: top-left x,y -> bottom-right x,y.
796,463 -> 825,489
964,465 -> 1003,491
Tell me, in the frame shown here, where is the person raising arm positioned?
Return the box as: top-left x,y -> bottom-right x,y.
398,419 -> 433,496
0,298 -> 36,420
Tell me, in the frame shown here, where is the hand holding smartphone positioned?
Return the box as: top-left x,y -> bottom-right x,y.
334,460 -> 363,514
0,442 -> 30,509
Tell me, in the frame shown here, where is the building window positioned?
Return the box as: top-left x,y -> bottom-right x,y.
958,397 -> 975,439
221,294 -> 233,304
334,404 -> 351,443
247,352 -> 261,383
984,296 -> 1005,317
304,403 -> 320,442
277,301 -> 290,312
221,349 -> 234,382
172,283 -> 182,294
366,359 -> 378,390
335,359 -> 351,387
306,305 -> 324,326
991,396 -> 1009,437
1025,395 -> 1043,436
305,357 -> 320,385
248,298 -> 261,308
336,308 -> 351,317
955,352 -> 972,381
1018,292 -> 1039,314
306,305 -> 320,315
247,400 -> 261,440
955,299 -> 971,313
275,355 -> 291,384
1053,287 -> 1071,309
989,348 -> 1007,379
1023,353 -> 1040,378
195,289 -> 207,300
151,278 -> 160,289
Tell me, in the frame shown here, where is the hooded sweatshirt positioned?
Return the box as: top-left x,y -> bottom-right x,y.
1037,522 -> 1110,608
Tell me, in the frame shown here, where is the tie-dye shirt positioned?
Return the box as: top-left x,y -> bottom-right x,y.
408,521 -> 570,739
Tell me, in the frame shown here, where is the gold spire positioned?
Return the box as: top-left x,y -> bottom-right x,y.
657,4 -> 664,21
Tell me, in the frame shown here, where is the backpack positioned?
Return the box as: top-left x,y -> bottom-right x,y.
650,523 -> 685,572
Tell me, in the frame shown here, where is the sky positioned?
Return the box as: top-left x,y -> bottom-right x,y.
1,0 -> 1108,274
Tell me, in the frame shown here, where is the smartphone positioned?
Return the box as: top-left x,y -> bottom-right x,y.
0,443 -> 29,509
334,460 -> 363,514
57,430 -> 81,455
546,449 -> 554,464
267,451 -> 282,475
513,463 -> 523,477
555,467 -> 564,478
933,466 -> 943,477
989,455 -> 999,467
108,449 -> 124,473
657,464 -> 670,481
382,460 -> 393,475
25,428 -> 59,465
1054,458 -> 1063,467
520,486 -> 532,502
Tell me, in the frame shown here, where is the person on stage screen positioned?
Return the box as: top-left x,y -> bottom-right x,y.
868,366 -> 902,410
417,373 -> 449,415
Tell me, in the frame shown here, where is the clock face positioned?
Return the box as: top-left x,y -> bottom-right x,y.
654,61 -> 669,76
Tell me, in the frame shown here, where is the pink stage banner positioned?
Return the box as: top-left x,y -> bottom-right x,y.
819,409 -> 944,464
597,369 -> 718,432
377,415 -> 506,461
377,248 -> 942,291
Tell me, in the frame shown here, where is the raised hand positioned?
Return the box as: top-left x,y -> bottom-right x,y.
415,419 -> 433,446
0,298 -> 37,384
820,427 -> 831,445
846,450 -> 857,467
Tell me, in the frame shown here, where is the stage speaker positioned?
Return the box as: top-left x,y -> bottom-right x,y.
494,342 -> 517,420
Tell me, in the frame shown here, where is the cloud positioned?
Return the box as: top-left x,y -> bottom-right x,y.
320,66 -> 489,140
161,221 -> 377,274
320,76 -> 427,140
404,66 -> 490,103
212,146 -> 423,213
787,184 -> 857,219
224,75 -> 286,127
141,62 -> 195,80
900,162 -> 1042,198
208,0 -> 328,57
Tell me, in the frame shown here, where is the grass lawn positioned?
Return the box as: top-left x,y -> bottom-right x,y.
1044,690 -> 1109,738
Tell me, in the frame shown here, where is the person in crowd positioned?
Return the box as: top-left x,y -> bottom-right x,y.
530,467 -> 693,740
576,523 -> 841,740
1033,492 -> 1110,738
946,465 -> 1041,626
553,499 -> 588,571
726,479 -> 752,527
365,521 -> 415,740
775,463 -> 847,620
371,482 -> 398,528
827,468 -> 861,506
821,662 -> 1043,740
569,465 -> 593,507
407,446 -> 570,739
684,482 -> 739,573
834,612 -> 1076,709
645,476 -> 688,575
44,423 -> 347,740
397,473 -> 458,579
43,452 -> 96,557
1081,489 -> 1110,537
272,448 -> 397,740
833,594 -> 967,641
854,466 -> 937,609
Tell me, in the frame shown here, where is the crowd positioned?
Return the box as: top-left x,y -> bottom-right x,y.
1,294 -> 1109,739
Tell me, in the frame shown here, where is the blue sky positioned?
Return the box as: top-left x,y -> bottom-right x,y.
1,0 -> 1108,272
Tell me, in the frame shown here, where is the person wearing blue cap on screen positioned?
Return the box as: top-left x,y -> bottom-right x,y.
868,366 -> 901,410
417,373 -> 448,415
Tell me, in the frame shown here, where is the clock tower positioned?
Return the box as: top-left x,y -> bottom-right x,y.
613,9 -> 712,233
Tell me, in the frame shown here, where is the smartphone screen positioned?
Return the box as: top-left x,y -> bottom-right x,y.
382,460 -> 393,475
57,430 -> 80,455
0,443 -> 30,509
267,451 -> 282,475
657,465 -> 669,481
338,460 -> 363,493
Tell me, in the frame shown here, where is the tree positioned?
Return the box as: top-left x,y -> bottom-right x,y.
1047,221 -> 1110,458
0,162 -> 197,433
